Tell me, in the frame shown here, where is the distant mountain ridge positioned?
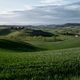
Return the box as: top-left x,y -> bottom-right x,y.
56,23 -> 80,27
0,23 -> 80,29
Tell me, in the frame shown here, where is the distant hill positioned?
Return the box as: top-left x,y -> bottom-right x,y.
0,29 -> 12,36
0,23 -> 80,29
64,23 -> 80,27
0,28 -> 54,37
25,29 -> 54,37
55,23 -> 80,28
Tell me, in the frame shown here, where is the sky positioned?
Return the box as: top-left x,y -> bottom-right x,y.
0,0 -> 80,25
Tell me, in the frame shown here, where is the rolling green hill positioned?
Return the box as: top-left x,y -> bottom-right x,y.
0,29 -> 12,36
0,39 -> 41,52
0,27 -> 80,80
27,37 -> 80,50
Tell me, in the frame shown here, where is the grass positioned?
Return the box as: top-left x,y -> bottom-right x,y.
27,37 -> 80,50
0,28 -> 80,80
0,39 -> 41,52
65,76 -> 80,80
0,36 -> 80,52
0,48 -> 80,80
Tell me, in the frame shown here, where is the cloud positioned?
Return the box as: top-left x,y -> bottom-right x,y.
40,0 -> 64,5
24,5 -> 34,10
65,2 -> 80,11
0,0 -> 80,25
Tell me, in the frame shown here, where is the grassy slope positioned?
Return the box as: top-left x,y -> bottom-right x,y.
0,36 -> 80,52
0,28 -> 80,80
0,39 -> 41,52
27,37 -> 80,50
0,48 -> 80,80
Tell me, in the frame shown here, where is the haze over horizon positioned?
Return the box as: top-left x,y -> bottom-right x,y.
0,0 -> 80,25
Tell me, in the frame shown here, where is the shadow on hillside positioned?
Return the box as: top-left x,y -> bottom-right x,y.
0,39 -> 43,52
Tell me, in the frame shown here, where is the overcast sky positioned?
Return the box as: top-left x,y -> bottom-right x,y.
0,0 -> 80,25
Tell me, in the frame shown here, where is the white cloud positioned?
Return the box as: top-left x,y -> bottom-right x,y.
40,0 -> 64,5
40,0 -> 79,6
65,5 -> 80,11
0,11 -> 15,15
24,5 -> 34,10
